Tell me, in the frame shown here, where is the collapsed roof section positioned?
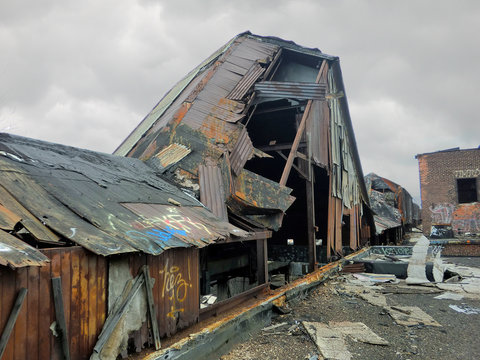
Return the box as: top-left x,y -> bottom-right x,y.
0,133 -> 248,268
365,173 -> 419,235
116,32 -> 370,235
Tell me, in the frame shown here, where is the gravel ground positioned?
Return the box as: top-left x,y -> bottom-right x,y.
222,257 -> 480,360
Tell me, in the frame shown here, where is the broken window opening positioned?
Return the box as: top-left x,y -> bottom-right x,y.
457,178 -> 478,203
199,242 -> 259,306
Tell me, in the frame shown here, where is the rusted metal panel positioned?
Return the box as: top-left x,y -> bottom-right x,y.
254,81 -> 326,100
0,247 -> 107,360
227,63 -> 265,100
230,127 -> 254,176
198,164 -> 228,221
228,169 -> 295,216
0,229 -> 49,268
153,143 -> 191,169
147,248 -> 200,338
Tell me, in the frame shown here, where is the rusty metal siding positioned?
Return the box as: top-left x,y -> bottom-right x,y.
198,164 -> 228,221
0,247 -> 107,360
227,63 -> 265,100
124,248 -> 200,340
229,127 -> 254,176
254,81 -> 327,100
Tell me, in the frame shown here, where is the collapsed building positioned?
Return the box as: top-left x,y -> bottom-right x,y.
0,133 -> 251,359
416,147 -> 480,239
116,32 -> 374,282
0,33 -> 375,359
365,173 -> 420,244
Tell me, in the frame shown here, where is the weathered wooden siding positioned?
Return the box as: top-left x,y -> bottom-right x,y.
127,247 -> 200,339
0,247 -> 107,360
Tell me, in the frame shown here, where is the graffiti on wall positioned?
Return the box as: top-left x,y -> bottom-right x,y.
159,258 -> 193,319
430,203 -> 480,236
430,203 -> 455,224
454,168 -> 480,178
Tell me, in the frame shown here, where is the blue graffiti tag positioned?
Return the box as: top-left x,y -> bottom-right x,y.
146,226 -> 187,241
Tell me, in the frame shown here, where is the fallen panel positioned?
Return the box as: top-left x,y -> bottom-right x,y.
229,127 -> 253,176
227,62 -> 265,100
150,143 -> 191,171
0,229 -> 50,268
303,321 -> 351,360
406,236 -> 430,284
199,164 -> 228,221
387,306 -> 441,327
329,321 -> 389,346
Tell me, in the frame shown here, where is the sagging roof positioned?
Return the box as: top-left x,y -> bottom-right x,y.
365,173 -> 418,234
0,133 -> 247,268
115,32 -> 370,230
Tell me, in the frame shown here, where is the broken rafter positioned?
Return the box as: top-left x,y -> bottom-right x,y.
279,60 -> 327,186
257,142 -> 307,152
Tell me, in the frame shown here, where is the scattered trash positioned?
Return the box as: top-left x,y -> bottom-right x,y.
434,292 -> 464,301
262,322 -> 289,332
448,304 -> 480,314
200,294 -> 217,309
353,273 -> 398,283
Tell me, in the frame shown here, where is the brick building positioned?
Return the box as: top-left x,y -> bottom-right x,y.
416,147 -> 480,238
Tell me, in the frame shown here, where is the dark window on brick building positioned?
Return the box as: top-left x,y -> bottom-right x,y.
457,178 -> 478,203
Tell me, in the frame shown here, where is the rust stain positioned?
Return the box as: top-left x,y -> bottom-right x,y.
168,102 -> 193,142
199,115 -> 230,144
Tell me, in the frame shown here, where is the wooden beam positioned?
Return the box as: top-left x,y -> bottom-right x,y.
93,273 -> 145,355
52,277 -> 71,360
279,60 -> 327,186
0,288 -> 27,359
306,177 -> 316,272
275,151 -> 308,179
256,239 -> 268,284
142,266 -> 161,350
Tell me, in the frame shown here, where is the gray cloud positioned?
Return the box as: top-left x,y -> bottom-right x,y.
1,0 -> 479,204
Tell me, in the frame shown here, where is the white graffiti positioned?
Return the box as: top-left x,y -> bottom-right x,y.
69,227 -> 77,238
454,168 -> 480,178
430,203 -> 455,224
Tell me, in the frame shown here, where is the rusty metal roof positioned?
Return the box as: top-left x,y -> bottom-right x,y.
0,133 -> 248,262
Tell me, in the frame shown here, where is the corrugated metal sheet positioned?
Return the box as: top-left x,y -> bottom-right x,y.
154,143 -> 191,168
198,164 -> 228,221
229,127 -> 254,176
0,229 -> 49,267
254,81 -> 326,100
0,133 -> 247,259
227,63 -> 265,100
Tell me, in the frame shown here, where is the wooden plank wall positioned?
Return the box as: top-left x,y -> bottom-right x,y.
0,247 -> 107,360
126,247 -> 200,342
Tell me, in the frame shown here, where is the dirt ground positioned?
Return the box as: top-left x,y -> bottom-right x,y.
222,256 -> 480,360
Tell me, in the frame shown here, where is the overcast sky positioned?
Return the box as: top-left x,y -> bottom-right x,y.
1,0 -> 479,204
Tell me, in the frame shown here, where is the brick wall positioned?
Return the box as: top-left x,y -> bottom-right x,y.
416,148 -> 480,236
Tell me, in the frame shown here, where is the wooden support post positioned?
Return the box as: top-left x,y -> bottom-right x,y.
142,266 -> 161,350
256,238 -> 268,284
52,277 -> 71,360
279,60 -> 327,186
306,177 -> 316,272
0,288 -> 27,359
